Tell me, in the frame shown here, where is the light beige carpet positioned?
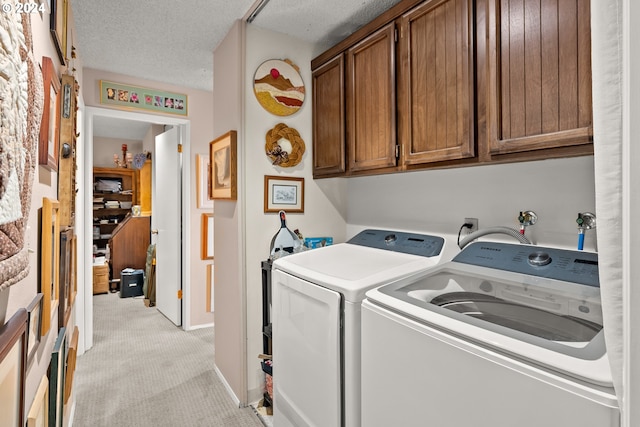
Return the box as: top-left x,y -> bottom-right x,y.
73,293 -> 264,427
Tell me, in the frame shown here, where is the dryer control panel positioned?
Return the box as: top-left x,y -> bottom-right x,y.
348,229 -> 444,258
453,242 -> 599,288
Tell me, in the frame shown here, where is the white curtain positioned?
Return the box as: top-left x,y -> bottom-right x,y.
591,0 -> 624,410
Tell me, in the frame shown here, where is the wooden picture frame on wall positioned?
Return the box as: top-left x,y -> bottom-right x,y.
40,198 -> 60,337
26,293 -> 43,367
0,308 -> 28,427
206,264 -> 214,312
48,327 -> 66,427
264,175 -> 305,213
58,229 -> 73,330
196,154 -> 213,209
27,375 -> 48,427
49,0 -> 68,64
201,213 -> 214,260
209,130 -> 237,200
39,57 -> 61,171
64,326 -> 78,405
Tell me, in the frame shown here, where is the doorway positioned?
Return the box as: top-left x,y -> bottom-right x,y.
79,106 -> 192,354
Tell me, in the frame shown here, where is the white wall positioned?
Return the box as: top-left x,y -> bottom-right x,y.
212,20 -> 246,405
93,136 -> 142,167
242,24 -> 348,402
346,156 -> 597,251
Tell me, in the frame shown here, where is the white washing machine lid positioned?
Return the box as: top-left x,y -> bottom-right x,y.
272,243 -> 442,302
365,242 -> 614,387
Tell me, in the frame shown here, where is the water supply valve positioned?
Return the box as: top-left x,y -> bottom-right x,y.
576,212 -> 596,250
517,210 -> 538,235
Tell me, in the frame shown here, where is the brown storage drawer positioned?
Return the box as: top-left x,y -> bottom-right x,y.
93,264 -> 110,295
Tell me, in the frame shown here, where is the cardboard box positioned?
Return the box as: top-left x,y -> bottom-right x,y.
304,237 -> 333,249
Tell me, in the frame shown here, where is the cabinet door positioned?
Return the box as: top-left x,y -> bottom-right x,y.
312,55 -> 346,177
487,0 -> 592,154
399,0 -> 475,165
346,23 -> 397,172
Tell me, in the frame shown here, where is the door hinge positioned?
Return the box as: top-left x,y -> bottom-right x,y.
177,143 -> 183,153
177,289 -> 183,299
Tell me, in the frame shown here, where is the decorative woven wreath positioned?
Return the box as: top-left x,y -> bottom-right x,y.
265,123 -> 305,167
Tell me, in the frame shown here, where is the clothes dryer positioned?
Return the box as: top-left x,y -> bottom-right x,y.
271,229 -> 449,427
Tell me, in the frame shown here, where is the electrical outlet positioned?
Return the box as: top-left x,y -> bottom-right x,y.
464,218 -> 478,232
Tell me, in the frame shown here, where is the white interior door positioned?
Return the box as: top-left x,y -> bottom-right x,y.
153,126 -> 182,326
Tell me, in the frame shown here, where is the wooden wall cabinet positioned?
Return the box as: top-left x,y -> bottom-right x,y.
346,23 -> 398,172
484,0 -> 592,155
311,0 -> 593,178
398,0 -> 475,165
312,55 -> 346,177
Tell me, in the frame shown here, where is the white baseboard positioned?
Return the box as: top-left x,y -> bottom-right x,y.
185,322 -> 214,331
214,363 -> 241,407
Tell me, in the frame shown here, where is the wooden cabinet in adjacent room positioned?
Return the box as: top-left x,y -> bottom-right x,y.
109,215 -> 150,282
483,0 -> 592,155
136,159 -> 152,216
398,0 -> 475,165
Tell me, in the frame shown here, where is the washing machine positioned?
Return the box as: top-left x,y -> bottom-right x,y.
271,229 -> 451,427
361,241 -> 620,427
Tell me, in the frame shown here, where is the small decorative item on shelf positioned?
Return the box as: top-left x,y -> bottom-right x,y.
113,143 -> 132,168
133,152 -> 147,169
265,123 -> 305,167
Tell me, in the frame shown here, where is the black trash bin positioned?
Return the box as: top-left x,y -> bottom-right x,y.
120,268 -> 145,298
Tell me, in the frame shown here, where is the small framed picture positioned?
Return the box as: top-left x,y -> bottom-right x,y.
209,130 -> 237,200
49,327 -> 66,427
27,375 -> 48,427
26,293 -> 43,367
201,213 -> 214,260
196,154 -> 213,209
0,309 -> 28,427
264,175 -> 304,213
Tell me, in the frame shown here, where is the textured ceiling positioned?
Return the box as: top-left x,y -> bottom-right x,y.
70,0 -> 404,92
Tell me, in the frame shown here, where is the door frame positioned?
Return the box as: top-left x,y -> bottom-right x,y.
79,106 -> 192,354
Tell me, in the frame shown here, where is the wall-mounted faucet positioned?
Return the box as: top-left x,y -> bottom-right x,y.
517,210 -> 538,235
576,212 -> 596,250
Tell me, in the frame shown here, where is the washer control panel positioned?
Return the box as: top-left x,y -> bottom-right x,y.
453,241 -> 599,287
348,229 -> 444,257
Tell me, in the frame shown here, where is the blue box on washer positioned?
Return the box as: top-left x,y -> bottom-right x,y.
120,269 -> 145,298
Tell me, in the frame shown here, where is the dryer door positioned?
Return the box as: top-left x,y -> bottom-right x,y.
273,269 -> 342,427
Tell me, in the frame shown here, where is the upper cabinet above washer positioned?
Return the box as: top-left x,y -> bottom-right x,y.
346,23 -> 398,173
311,0 -> 594,178
484,0 -> 593,155
398,0 -> 475,166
